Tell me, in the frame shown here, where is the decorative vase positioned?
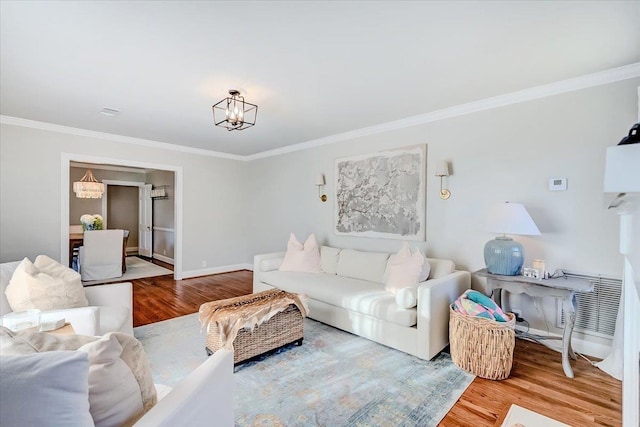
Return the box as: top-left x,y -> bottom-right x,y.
483,236 -> 524,276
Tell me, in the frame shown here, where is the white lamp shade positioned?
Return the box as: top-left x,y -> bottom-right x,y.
315,174 -> 326,186
434,161 -> 449,177
604,144 -> 640,193
485,202 -> 541,236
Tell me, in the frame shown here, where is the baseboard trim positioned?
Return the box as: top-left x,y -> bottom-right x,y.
515,325 -> 612,359
181,263 -> 253,279
126,247 -> 138,254
152,253 -> 174,265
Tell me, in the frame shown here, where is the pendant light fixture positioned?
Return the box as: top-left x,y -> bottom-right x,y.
212,89 -> 258,131
73,169 -> 105,199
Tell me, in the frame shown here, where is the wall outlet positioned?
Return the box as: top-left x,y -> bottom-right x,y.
201,260 -> 206,268
163,250 -> 166,256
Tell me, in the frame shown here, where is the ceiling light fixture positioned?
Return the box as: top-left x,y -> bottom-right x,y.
212,89 -> 258,131
73,169 -> 105,198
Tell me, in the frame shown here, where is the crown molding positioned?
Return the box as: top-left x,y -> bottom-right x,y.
0,115 -> 247,162
246,62 -> 640,160
2,63 -> 639,162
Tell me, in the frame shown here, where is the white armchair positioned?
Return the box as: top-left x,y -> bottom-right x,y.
1,261 -> 133,336
79,229 -> 124,281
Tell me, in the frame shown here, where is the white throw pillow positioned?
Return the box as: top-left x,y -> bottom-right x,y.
260,258 -> 283,272
320,246 -> 341,275
416,248 -> 431,282
278,233 -> 322,273
383,244 -> 424,294
396,287 -> 418,309
5,257 -> 88,312
1,327 -> 157,427
0,351 -> 95,427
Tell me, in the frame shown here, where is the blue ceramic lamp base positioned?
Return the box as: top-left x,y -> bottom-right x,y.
484,236 -> 524,276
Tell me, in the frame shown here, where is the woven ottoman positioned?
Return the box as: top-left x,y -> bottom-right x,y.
199,289 -> 308,365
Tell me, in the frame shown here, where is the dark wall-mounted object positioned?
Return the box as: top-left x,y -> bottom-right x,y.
618,123 -> 639,145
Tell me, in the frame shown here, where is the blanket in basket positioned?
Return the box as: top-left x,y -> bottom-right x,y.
198,289 -> 309,350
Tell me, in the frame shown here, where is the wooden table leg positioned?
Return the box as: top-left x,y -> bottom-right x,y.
561,296 -> 577,378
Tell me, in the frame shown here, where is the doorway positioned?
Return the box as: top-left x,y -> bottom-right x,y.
62,155 -> 183,279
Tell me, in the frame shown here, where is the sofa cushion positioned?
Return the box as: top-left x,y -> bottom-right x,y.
279,233 -> 321,273
5,257 -> 88,312
0,351 -> 95,427
261,271 -> 416,327
336,249 -> 390,284
98,306 -> 130,335
427,258 -> 456,279
320,246 -> 341,275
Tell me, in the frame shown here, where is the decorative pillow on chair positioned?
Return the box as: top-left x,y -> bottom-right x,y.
5,257 -> 88,312
383,243 -> 425,295
0,351 -> 94,427
1,327 -> 157,427
279,233 -> 322,273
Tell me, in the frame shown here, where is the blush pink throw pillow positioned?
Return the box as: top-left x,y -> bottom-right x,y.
383,243 -> 425,294
278,233 -> 322,273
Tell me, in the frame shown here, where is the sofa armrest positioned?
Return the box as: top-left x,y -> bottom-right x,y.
84,282 -> 133,310
134,349 -> 234,427
416,270 -> 471,359
39,306 -> 100,336
253,252 -> 286,291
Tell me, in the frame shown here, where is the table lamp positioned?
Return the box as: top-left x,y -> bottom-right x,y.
484,202 -> 541,275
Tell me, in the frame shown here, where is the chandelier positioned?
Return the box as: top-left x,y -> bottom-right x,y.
73,169 -> 105,199
212,89 -> 258,131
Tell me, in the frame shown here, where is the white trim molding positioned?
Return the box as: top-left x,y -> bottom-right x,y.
152,253 -> 175,265
181,263 -> 253,279
6,63 -> 640,162
153,226 -> 175,233
61,152 -> 184,280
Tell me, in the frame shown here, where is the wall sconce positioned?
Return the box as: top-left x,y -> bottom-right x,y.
316,174 -> 327,202
435,161 -> 451,199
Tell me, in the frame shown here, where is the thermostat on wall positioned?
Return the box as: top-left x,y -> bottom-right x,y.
549,177 -> 567,191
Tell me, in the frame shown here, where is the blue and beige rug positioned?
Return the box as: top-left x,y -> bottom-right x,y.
135,314 -> 474,426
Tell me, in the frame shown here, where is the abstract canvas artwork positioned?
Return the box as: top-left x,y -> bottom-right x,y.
335,145 -> 426,240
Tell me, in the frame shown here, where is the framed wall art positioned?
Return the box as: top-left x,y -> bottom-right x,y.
334,145 -> 426,240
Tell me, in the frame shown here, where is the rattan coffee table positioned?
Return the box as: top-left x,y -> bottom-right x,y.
199,289 -> 307,365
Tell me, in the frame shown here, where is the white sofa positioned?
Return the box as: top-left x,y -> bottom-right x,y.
254,247 -> 471,360
1,260 -> 133,336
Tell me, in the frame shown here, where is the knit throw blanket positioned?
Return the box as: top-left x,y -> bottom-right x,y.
198,289 -> 309,350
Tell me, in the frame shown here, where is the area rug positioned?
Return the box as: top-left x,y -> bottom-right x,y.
501,404 -> 570,427
82,256 -> 172,286
135,314 -> 474,426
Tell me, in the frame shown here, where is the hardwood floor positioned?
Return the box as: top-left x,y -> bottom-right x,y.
131,270 -> 622,426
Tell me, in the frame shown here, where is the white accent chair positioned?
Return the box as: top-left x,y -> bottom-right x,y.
1,261 -> 133,336
79,230 -> 124,282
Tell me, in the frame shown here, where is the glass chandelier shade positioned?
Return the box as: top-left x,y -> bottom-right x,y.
73,169 -> 104,199
212,89 -> 258,131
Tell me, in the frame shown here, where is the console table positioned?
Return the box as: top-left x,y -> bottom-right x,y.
475,268 -> 594,378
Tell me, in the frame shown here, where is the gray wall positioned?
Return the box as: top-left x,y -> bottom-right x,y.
69,166 -> 145,225
0,126 -> 249,272
107,185 -> 139,248
244,78 -> 640,343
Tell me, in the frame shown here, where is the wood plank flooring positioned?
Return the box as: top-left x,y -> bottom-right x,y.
131,268 -> 622,426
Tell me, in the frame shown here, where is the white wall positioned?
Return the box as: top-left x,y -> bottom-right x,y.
0,125 -> 249,273
245,78 -> 640,344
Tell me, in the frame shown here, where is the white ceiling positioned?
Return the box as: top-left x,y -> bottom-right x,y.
1,1 -> 639,156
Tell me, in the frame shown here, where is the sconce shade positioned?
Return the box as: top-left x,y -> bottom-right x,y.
315,174 -> 326,186
73,169 -> 104,199
434,161 -> 449,177
483,202 -> 540,276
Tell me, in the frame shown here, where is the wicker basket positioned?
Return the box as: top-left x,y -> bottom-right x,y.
449,305 -> 516,380
206,304 -> 303,365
